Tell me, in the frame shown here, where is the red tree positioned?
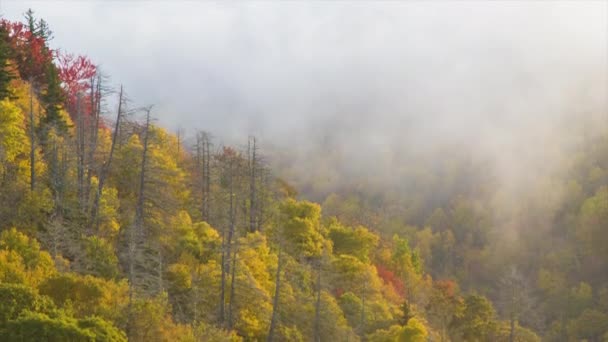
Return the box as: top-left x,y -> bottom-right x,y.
56,51 -> 96,112
376,264 -> 406,298
0,19 -> 53,82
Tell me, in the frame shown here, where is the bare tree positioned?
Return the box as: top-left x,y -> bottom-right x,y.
227,243 -> 238,329
195,131 -> 212,222
219,147 -> 238,326
84,74 -> 104,207
90,85 -> 123,230
498,265 -> 534,342
28,78 -> 36,191
267,244 -> 284,342
127,105 -> 153,339
134,106 -> 152,239
248,136 -> 258,232
76,93 -> 85,211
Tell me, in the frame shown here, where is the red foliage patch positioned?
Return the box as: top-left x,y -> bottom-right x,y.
0,19 -> 53,81
376,264 -> 406,298
56,51 -> 97,111
434,279 -> 458,298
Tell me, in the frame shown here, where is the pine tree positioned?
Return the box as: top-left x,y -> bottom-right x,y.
0,26 -> 15,100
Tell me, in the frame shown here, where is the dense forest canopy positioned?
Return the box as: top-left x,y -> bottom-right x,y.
0,3 -> 607,342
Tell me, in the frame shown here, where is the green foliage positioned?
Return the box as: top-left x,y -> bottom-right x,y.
494,321 -> 540,342
450,294 -> 497,341
0,283 -> 55,322
40,63 -> 67,134
328,220 -> 379,262
401,318 -> 429,341
277,199 -> 325,258
0,228 -> 55,285
81,236 -> 120,279
577,188 -> 608,261
128,294 -> 195,342
193,322 -> 242,342
367,318 -> 428,342
0,311 -> 96,342
566,309 -> 608,342
76,316 -> 127,342
38,273 -> 128,323
0,27 -> 15,100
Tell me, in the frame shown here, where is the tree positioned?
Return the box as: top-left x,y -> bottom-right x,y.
328,220 -> 379,262
0,283 -> 55,323
275,199 -> 325,259
450,294 -> 497,341
566,309 -> 608,342
266,245 -> 283,342
498,266 -> 534,342
91,85 -> 123,230
425,280 -> 463,342
0,25 -> 15,100
1,311 -> 96,342
194,131 -> 212,223
367,318 -> 428,342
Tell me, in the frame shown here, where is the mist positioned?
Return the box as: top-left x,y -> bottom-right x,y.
3,1 -> 607,199
1,2 -> 608,337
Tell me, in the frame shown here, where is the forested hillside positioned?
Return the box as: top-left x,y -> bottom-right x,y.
0,9 -> 606,342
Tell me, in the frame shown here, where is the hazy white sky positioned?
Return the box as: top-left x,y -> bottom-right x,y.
1,1 -> 606,151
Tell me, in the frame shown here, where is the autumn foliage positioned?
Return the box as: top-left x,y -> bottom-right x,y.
376,264 -> 406,298
56,51 -> 96,111
0,19 -> 52,81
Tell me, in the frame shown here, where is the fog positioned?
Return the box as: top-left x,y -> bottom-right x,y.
3,1 -> 607,198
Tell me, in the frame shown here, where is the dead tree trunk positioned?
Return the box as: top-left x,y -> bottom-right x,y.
29,78 -> 35,191
219,218 -> 226,325
228,244 -> 238,329
267,246 -> 283,342
257,168 -> 270,231
205,138 -> 210,220
195,132 -> 212,222
90,85 -> 123,229
313,261 -> 322,342
76,94 -> 85,212
135,106 -> 152,236
176,128 -> 181,164
248,136 -> 258,232
85,75 -> 102,207
197,131 -> 211,222
127,105 -> 152,340
221,153 -> 237,327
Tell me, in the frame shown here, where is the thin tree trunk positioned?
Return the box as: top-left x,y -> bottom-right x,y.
85,75 -> 101,208
267,246 -> 283,342
196,132 -> 210,222
220,221 -> 226,325
29,78 -> 35,191
90,85 -> 122,229
127,105 -> 152,341
176,128 -> 182,167
313,262 -> 322,342
135,106 -> 152,235
228,245 -> 238,329
127,217 -> 136,340
76,94 -> 85,211
249,136 -> 257,232
201,132 -> 211,222
221,155 -> 236,327
257,169 -> 268,231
